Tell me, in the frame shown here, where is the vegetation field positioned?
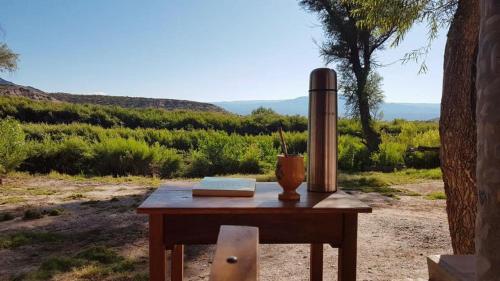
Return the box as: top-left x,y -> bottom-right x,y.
0,96 -> 440,180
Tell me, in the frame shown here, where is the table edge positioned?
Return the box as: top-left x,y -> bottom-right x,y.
137,207 -> 372,215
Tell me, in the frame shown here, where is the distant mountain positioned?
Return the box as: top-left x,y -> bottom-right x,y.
0,78 -> 16,86
48,92 -> 226,112
214,96 -> 440,121
0,78 -> 226,112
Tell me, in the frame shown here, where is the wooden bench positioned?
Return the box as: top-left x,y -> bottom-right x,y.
210,225 -> 259,281
427,255 -> 475,281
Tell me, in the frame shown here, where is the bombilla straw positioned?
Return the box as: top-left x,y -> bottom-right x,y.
278,126 -> 288,156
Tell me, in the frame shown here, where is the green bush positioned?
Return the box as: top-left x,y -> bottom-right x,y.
404,151 -> 440,169
92,138 -> 155,176
0,118 -> 27,175
0,99 -> 443,176
1,96 -> 307,135
185,150 -> 211,177
239,144 -> 263,174
150,146 -> 183,178
23,209 -> 43,220
371,142 -> 406,171
338,135 -> 369,171
22,137 -> 93,175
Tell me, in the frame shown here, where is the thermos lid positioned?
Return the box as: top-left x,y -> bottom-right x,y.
309,68 -> 337,91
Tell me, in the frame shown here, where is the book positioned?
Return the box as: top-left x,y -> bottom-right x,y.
192,177 -> 256,197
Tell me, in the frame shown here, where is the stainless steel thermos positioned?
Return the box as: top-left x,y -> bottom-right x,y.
307,68 -> 338,193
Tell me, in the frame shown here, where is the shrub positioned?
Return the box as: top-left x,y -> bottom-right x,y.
185,150 -> 211,177
53,137 -> 94,174
195,133 -> 245,175
1,96 -> 308,134
0,212 -> 14,221
150,146 -> 182,178
21,137 -> 93,175
23,209 -> 44,220
404,151 -> 440,169
0,119 -> 27,176
338,135 -> 369,171
92,138 -> 155,176
239,144 -> 263,174
371,142 -> 406,171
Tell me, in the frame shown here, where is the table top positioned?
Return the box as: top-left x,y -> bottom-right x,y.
138,182 -> 371,215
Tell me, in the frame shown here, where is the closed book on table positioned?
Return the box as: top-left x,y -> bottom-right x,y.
192,177 -> 256,197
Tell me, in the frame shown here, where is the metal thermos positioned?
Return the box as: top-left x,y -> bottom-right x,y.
307,68 -> 338,193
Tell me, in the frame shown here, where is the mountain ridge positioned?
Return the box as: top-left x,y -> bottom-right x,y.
0,78 -> 226,112
214,96 -> 440,121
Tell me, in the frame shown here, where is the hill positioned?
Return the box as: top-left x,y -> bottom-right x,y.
214,96 -> 441,121
0,78 -> 226,112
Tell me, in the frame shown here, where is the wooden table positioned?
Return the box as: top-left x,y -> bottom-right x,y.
137,182 -> 371,281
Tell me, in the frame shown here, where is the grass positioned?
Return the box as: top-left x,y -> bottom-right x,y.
425,191 -> 447,200
0,196 -> 25,205
0,231 -> 63,249
25,187 -> 57,196
15,246 -> 146,281
339,168 -> 442,187
7,171 -> 162,187
0,184 -> 57,197
65,193 -> 86,200
235,168 -> 441,185
3,169 -> 441,203
336,168 -> 441,197
45,171 -> 162,186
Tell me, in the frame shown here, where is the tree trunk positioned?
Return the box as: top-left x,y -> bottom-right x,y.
439,0 -> 479,254
358,94 -> 380,153
357,72 -> 381,153
476,0 -> 500,279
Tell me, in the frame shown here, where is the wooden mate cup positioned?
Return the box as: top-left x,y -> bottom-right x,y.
275,154 -> 305,201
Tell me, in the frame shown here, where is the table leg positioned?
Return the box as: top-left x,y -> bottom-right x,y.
310,243 -> 323,281
338,214 -> 358,281
149,215 -> 166,281
171,244 -> 184,281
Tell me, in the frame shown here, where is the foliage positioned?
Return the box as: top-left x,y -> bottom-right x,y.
0,118 -> 27,175
348,0 -> 456,72
338,135 -> 369,170
340,71 -> 385,119
0,96 -> 307,135
0,43 -> 18,72
12,118 -> 440,177
92,138 -> 158,177
150,146 -> 183,178
299,0 -> 399,152
371,142 -> 407,171
0,95 -> 442,177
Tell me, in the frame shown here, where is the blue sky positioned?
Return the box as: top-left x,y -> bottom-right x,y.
1,0 -> 446,103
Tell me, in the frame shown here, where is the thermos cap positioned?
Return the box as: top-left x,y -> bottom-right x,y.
309,68 -> 337,91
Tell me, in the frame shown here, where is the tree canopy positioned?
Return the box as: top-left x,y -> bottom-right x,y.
300,0 -> 400,152
0,43 -> 18,72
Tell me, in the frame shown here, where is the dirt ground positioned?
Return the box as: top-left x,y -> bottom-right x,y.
0,176 -> 451,281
